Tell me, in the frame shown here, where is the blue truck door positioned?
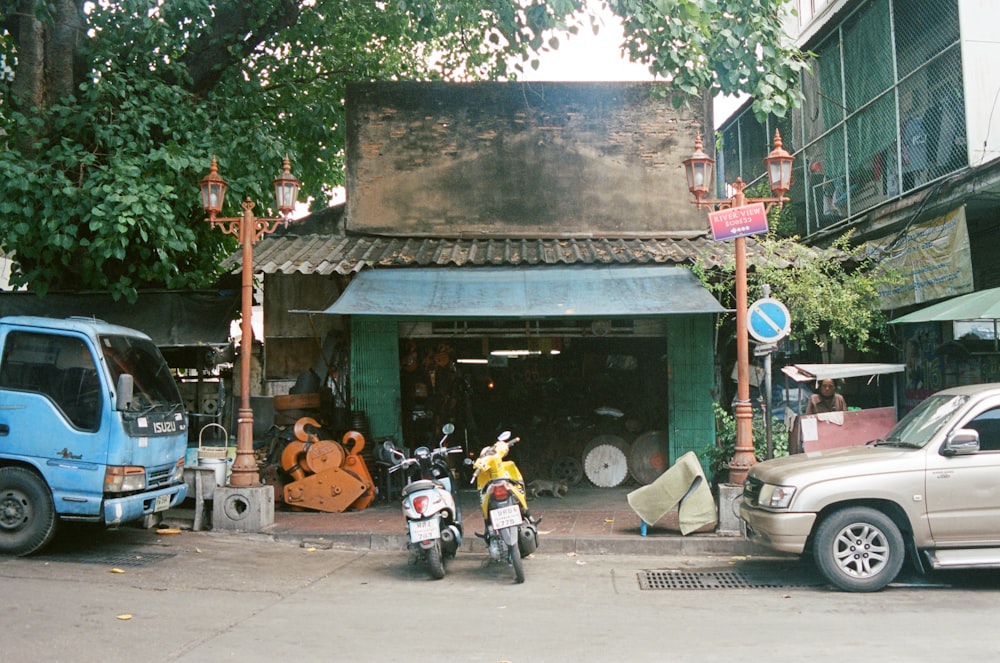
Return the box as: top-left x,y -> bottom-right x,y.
0,328 -> 111,516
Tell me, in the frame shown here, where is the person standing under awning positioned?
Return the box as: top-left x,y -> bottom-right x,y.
805,379 -> 847,415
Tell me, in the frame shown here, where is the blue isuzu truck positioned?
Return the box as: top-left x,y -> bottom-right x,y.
0,316 -> 188,555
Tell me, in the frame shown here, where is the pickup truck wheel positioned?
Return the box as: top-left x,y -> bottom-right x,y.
0,467 -> 58,556
813,506 -> 904,592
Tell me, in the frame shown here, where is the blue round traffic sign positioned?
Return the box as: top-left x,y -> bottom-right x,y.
747,297 -> 791,343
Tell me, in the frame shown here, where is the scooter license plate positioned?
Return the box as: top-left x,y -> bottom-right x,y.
153,493 -> 171,513
408,518 -> 440,543
489,504 -> 523,530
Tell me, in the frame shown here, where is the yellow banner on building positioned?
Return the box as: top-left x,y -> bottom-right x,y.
874,206 -> 973,310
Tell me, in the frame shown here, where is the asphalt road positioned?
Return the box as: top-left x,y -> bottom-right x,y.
4,523 -> 1000,662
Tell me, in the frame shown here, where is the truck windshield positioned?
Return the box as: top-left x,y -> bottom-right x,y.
881,393 -> 969,448
99,334 -> 182,410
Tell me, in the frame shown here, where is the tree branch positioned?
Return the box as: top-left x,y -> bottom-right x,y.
181,0 -> 301,98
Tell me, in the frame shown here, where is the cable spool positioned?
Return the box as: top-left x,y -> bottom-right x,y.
629,430 -> 670,485
583,442 -> 629,488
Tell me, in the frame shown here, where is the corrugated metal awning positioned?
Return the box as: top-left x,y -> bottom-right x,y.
312,265 -> 725,318
890,286 -> 1000,323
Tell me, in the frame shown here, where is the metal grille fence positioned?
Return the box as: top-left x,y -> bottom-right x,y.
720,0 -> 965,237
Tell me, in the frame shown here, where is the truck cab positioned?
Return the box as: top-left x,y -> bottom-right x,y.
0,316 -> 188,555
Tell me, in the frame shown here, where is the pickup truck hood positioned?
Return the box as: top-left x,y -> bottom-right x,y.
748,444 -> 925,486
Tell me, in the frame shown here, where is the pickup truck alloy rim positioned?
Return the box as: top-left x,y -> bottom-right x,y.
833,523 -> 889,576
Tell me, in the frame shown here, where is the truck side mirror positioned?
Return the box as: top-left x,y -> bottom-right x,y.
115,374 -> 134,411
942,428 -> 980,456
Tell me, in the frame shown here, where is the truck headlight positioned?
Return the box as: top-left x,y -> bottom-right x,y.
171,458 -> 185,483
105,466 -> 146,493
758,483 -> 796,508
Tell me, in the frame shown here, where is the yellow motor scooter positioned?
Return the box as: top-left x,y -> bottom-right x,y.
471,431 -> 539,583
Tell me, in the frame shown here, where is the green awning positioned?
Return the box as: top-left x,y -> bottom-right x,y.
891,287 -> 1000,323
314,265 -> 725,318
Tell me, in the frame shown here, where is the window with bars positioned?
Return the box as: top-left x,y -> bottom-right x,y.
722,0 -> 965,237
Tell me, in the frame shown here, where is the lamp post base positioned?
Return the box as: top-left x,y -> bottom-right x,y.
212,485 -> 275,531
228,408 -> 260,487
727,399 -> 756,485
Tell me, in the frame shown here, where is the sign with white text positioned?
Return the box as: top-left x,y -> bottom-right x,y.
708,202 -> 769,241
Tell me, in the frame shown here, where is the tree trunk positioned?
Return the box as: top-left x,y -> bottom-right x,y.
9,0 -> 84,155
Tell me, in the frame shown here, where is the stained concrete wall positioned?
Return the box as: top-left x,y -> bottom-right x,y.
345,81 -> 708,237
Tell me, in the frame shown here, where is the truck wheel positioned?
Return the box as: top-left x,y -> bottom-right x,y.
0,467 -> 58,556
813,506 -> 903,592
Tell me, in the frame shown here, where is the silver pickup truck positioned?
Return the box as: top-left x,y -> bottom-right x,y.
740,383 -> 1000,592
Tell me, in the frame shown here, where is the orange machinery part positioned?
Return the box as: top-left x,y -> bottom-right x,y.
278,419 -> 376,512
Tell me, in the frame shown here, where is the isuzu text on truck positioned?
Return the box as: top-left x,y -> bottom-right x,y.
0,316 -> 188,555
741,383 -> 1000,592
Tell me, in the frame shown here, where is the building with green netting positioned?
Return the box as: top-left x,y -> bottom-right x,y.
718,0 -> 1000,398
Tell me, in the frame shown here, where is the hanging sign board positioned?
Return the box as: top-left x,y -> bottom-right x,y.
748,297 -> 791,343
708,202 -> 769,241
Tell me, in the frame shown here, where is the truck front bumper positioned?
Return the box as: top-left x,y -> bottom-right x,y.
103,483 -> 188,527
739,503 -> 816,554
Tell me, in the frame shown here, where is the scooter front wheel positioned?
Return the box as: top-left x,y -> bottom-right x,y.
426,540 -> 445,580
509,539 -> 524,584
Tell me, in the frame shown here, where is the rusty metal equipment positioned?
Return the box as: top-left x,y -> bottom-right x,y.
280,417 -> 376,512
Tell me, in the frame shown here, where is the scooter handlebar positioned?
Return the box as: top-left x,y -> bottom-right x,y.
387,458 -> 416,473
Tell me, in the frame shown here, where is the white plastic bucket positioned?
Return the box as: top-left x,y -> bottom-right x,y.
198,457 -> 228,487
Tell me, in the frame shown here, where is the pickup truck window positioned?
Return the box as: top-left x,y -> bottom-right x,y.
965,407 -> 1000,451
0,331 -> 102,431
881,393 -> 968,448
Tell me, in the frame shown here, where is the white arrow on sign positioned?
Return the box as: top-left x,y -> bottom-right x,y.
747,297 -> 791,344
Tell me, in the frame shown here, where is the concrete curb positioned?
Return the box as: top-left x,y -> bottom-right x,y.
262,527 -> 774,557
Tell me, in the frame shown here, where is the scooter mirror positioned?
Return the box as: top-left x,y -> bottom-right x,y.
441,423 -> 455,435
383,440 -> 394,451
497,431 -> 512,442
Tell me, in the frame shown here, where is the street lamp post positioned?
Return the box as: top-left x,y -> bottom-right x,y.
199,156 -> 301,487
683,130 -> 794,485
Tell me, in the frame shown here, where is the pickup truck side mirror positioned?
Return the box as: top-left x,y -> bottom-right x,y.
942,428 -> 980,456
115,374 -> 134,412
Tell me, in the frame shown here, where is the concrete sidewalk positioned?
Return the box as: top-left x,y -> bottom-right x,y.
170,486 -> 772,558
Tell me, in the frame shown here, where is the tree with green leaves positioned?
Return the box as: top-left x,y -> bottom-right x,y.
603,0 -> 808,120
692,227 -> 900,357
1,0 -> 806,300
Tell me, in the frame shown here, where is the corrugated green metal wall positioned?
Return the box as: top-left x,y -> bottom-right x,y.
665,314 -> 717,476
349,317 -> 403,443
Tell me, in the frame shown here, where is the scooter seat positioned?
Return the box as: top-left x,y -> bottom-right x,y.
402,479 -> 441,496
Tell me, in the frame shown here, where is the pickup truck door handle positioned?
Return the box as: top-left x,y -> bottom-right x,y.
0,424 -> 9,435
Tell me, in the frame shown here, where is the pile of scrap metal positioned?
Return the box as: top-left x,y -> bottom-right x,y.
275,416 -> 376,512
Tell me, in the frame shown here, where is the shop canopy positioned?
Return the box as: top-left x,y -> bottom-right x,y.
781,363 -> 906,383
890,286 -> 1000,323
313,265 -> 726,318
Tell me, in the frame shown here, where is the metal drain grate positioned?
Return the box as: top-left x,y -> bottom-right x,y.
36,550 -> 176,567
637,569 -> 810,590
